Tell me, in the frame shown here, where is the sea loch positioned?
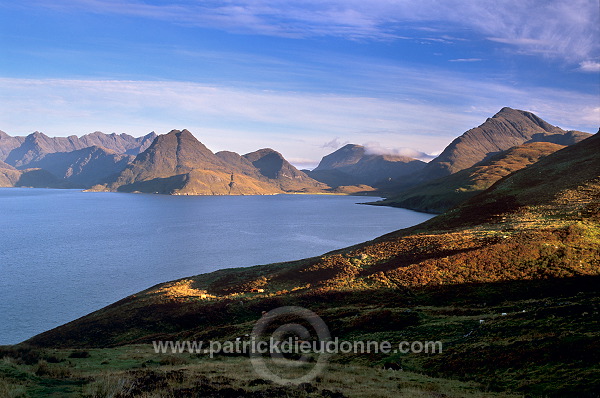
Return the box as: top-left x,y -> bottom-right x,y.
0,189 -> 433,344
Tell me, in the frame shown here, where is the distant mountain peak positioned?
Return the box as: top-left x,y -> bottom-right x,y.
309,143 -> 425,188
242,148 -> 325,191
107,129 -> 326,195
422,107 -> 584,178
339,143 -> 364,150
314,144 -> 365,171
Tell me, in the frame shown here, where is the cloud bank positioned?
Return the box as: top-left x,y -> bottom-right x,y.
363,141 -> 437,162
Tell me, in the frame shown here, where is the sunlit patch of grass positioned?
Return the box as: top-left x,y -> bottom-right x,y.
154,279 -> 216,301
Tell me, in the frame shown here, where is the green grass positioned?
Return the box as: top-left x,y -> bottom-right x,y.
1,346 -> 521,398
6,275 -> 599,397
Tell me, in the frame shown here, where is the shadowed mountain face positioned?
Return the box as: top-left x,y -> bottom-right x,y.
0,130 -> 26,161
308,144 -> 426,187
376,141 -> 566,213
26,146 -> 135,187
1,156 -> 64,188
0,167 -> 63,188
243,148 -> 328,191
108,130 -> 327,195
0,131 -> 155,188
2,131 -> 156,168
215,150 -> 259,176
314,144 -> 366,170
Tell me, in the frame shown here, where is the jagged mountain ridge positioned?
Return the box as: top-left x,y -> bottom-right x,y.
0,131 -> 26,161
26,146 -> 135,187
3,131 -> 156,168
78,131 -> 157,155
0,130 -> 156,188
106,130 -> 328,195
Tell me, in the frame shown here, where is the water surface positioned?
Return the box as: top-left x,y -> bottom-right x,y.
0,188 -> 433,345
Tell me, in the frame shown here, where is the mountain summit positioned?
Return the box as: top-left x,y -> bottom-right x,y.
313,144 -> 366,171
107,129 -> 327,195
376,108 -> 591,196
423,107 -> 589,179
308,144 -> 426,187
243,148 -> 327,191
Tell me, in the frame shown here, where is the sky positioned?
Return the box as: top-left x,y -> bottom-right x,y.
0,0 -> 599,168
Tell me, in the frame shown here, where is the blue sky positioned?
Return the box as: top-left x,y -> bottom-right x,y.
1,0 -> 598,168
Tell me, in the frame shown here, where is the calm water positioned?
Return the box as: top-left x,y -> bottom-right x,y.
0,188 -> 433,345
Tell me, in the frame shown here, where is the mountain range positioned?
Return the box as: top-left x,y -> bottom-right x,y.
0,108 -> 592,211
0,130 -> 156,188
102,129 -> 328,195
0,129 -> 327,194
416,107 -> 589,179
1,130 -> 156,167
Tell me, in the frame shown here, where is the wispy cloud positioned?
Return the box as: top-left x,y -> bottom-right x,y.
29,0 -> 600,63
449,58 -> 482,63
321,137 -> 348,150
0,74 -> 597,163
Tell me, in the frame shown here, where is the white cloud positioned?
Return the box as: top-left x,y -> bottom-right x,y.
362,141 -> 436,162
579,61 -> 600,72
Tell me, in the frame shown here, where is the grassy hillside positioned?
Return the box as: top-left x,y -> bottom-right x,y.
374,142 -> 565,213
6,134 -> 599,397
1,343 -> 525,397
377,108 -> 591,195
